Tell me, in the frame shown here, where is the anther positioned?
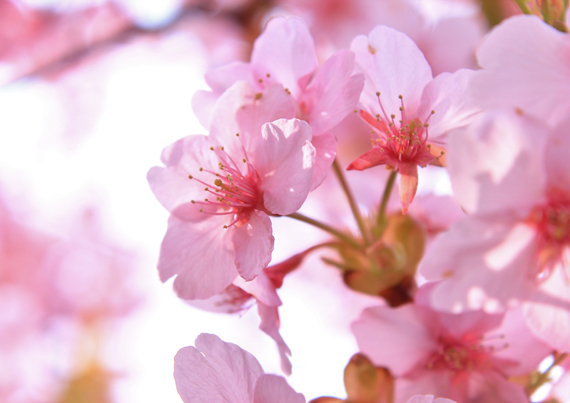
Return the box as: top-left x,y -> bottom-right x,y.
191,200 -> 195,204
199,167 -> 203,171
214,179 -> 223,187
236,133 -> 240,137
188,175 -> 193,179
210,146 -> 214,151
266,73 -> 271,77
204,187 -> 209,191
255,93 -> 262,100
258,78 -> 263,83
220,146 -> 224,151
242,158 -> 246,163
398,95 -> 403,99
223,225 -> 228,229
431,110 -> 435,114
376,91 -> 381,96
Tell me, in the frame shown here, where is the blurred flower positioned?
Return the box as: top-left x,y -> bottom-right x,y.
419,111 -> 570,352
352,284 -> 551,403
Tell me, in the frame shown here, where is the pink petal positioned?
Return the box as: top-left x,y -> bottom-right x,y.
310,132 -> 337,191
147,135 -> 222,218
346,147 -> 391,171
545,114 -> 570,191
523,265 -> 570,352
234,270 -> 281,307
253,374 -> 305,403
234,82 -> 296,153
395,371 -> 453,403
191,89 -> 223,130
251,17 -> 318,98
420,218 -> 538,314
159,215 -> 238,300
207,82 -> 293,157
232,211 -> 274,281
300,49 -> 364,135
474,15 -> 570,126
351,25 -> 432,122
417,69 -> 480,144
398,162 -> 418,215
352,305 -> 438,377
174,333 -> 263,403
447,112 -> 546,216
258,302 -> 292,376
421,14 -> 485,76
491,307 -> 552,376
253,119 -> 316,215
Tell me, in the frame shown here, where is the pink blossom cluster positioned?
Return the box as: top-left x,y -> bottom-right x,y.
147,1 -> 570,402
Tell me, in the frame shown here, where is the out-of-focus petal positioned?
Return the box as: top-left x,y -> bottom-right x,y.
258,302 -> 292,376
447,112 -> 546,216
352,305 -> 438,377
474,15 -> 570,126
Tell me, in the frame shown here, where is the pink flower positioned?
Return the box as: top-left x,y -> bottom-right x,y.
419,111 -> 570,352
346,25 -> 479,213
352,284 -> 551,403
193,16 -> 363,189
174,333 -> 305,403
472,15 -> 570,127
148,81 -> 316,300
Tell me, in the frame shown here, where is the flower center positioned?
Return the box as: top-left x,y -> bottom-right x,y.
188,138 -> 261,228
359,93 -> 442,166
426,334 -> 507,373
527,194 -> 570,277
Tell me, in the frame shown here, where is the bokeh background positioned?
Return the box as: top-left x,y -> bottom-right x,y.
0,1 -> 531,402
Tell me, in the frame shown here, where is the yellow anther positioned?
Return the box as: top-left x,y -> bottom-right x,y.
376,91 -> 381,96
188,175 -> 193,179
210,146 -> 214,150
220,146 -> 224,151
255,93 -> 262,100
236,133 -> 240,137
191,200 -> 195,204
242,158 -> 246,163
214,179 -> 223,187
398,95 -> 403,99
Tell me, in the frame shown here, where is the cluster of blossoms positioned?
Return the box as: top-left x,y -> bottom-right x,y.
147,1 -> 570,402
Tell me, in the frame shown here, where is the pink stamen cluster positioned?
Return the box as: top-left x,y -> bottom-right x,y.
427,334 -> 507,373
188,138 -> 261,228
367,92 -> 436,164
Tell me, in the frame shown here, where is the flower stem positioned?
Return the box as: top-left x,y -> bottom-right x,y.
332,159 -> 371,245
513,0 -> 532,14
286,212 -> 361,249
377,170 -> 397,228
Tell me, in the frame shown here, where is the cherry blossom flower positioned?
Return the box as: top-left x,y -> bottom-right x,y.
472,14 -> 570,127
148,81 -> 316,300
174,333 -> 305,403
347,25 -> 479,213
192,16 -> 364,188
352,284 -> 551,403
419,111 -> 570,352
